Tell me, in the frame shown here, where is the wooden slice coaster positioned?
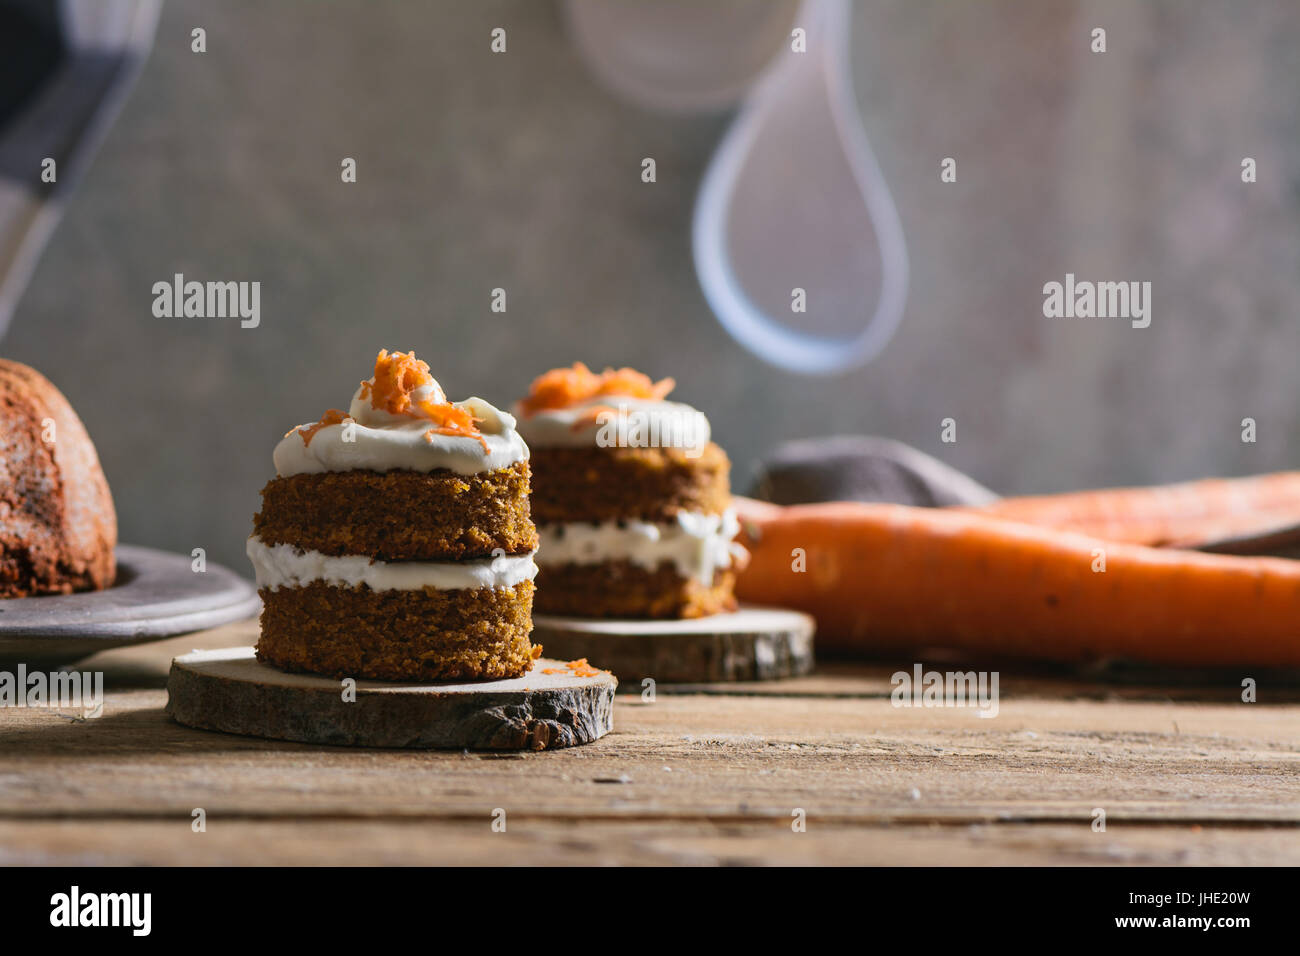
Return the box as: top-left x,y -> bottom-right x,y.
532,605 -> 815,685
166,647 -> 616,751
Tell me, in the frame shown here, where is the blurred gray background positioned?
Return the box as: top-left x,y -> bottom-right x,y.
3,0 -> 1299,574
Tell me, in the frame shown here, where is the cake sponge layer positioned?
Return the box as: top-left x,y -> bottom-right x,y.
256,580 -> 536,681
529,443 -> 730,524
254,462 -> 537,561
534,561 -> 736,619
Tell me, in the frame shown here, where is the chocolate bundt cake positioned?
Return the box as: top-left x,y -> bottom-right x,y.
0,359 -> 117,597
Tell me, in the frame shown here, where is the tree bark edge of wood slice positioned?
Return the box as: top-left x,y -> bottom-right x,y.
532,605 -> 815,684
165,647 -> 616,751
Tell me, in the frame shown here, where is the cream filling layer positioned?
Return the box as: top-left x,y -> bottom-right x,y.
246,537 -> 538,592
535,509 -> 744,586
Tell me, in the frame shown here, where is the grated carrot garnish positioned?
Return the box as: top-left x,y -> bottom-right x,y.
518,362 -> 675,416
295,409 -> 349,446
299,349 -> 491,452
541,658 -> 604,678
365,348 -> 436,416
426,424 -> 489,454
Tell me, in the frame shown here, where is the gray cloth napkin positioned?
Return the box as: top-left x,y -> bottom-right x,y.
750,435 -> 998,508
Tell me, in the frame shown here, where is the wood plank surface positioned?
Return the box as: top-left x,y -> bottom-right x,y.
1,620 -> 1297,865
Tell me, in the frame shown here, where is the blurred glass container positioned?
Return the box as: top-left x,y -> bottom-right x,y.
563,0 -> 801,114
565,0 -> 909,375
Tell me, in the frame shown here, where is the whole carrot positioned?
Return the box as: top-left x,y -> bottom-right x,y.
734,500 -> 1300,667
966,472 -> 1300,548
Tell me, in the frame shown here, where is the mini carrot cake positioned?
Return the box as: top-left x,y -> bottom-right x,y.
513,363 -> 745,618
247,349 -> 539,681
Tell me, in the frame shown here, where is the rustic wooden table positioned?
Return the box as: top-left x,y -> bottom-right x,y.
2,619 -> 1298,866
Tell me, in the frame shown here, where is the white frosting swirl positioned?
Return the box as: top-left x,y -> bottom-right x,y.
247,536 -> 538,591
514,395 -> 711,455
274,384 -> 529,477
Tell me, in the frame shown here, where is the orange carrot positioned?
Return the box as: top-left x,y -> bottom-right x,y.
734,500 -> 1300,667
964,472 -> 1300,548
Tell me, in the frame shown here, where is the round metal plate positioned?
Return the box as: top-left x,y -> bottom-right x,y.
0,544 -> 260,666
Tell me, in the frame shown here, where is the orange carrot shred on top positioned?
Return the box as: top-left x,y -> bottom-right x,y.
296,409 -> 349,446
518,362 -> 675,416
427,425 -> 490,454
419,398 -> 489,451
366,348 -> 436,416
301,348 -> 492,451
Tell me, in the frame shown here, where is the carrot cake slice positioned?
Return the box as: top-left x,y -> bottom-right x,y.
513,363 -> 745,619
247,349 -> 539,681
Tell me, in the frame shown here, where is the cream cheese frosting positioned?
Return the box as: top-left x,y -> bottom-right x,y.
514,395 -> 711,454
535,509 -> 744,585
274,387 -> 529,477
247,536 -> 538,591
